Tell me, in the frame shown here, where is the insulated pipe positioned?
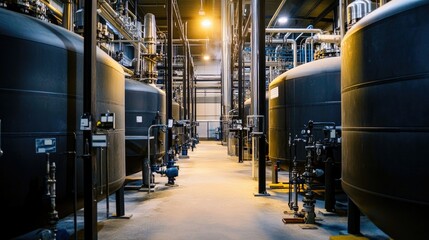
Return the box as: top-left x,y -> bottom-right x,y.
311,33 -> 342,44
221,0 -> 232,142
143,13 -> 158,83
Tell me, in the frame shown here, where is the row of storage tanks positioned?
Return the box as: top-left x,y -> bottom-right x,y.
0,8 -> 182,239
1,0 -> 428,239
266,1 -> 429,239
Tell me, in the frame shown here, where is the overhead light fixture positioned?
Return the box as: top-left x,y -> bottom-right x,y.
278,17 -> 288,24
201,18 -> 212,28
203,54 -> 210,61
199,0 -> 205,16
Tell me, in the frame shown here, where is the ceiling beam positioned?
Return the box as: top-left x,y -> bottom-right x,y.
312,1 -> 338,26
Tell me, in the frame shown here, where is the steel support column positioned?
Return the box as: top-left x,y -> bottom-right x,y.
83,0 -> 97,239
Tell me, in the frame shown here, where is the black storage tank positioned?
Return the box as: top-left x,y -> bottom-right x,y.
0,8 -> 125,239
341,1 -> 429,239
268,57 -> 341,169
125,79 -> 166,175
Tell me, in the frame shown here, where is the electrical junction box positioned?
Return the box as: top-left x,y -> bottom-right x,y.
80,113 -> 92,130
99,112 -> 115,130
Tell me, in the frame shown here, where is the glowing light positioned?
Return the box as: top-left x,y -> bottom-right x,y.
201,18 -> 212,28
278,17 -> 288,24
203,55 -> 210,61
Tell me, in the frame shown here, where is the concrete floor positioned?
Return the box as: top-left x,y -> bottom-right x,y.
59,141 -> 392,240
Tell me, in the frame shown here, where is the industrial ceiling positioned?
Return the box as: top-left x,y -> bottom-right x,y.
130,0 -> 339,59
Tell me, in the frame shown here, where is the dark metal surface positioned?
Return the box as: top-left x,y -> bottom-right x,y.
0,8 -> 125,239
268,57 -> 341,169
341,1 -> 429,239
83,0 -> 97,238
125,79 -> 166,175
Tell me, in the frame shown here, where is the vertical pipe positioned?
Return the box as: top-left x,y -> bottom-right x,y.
251,0 -> 258,127
252,0 -> 268,195
186,23 -> 191,123
287,39 -> 297,68
238,0 -> 244,163
183,26 -> 188,120
63,0 -> 74,31
193,73 -> 197,135
340,0 -> 345,39
257,0 -> 267,195
166,0 -> 173,155
135,42 -> 141,78
83,0 -> 97,239
0,119 -> 3,157
222,0 -> 232,144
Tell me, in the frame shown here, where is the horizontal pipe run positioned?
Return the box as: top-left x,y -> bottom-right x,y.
263,28 -> 323,34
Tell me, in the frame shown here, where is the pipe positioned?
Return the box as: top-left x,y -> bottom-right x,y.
143,13 -> 158,83
41,0 -> 63,19
98,0 -> 140,47
221,0 -> 232,140
62,0 -> 74,31
311,33 -> 342,44
0,119 -> 3,157
265,38 -> 297,68
83,0 -> 97,238
264,28 -> 323,34
166,0 -> 173,157
238,0 -> 244,163
243,9 -> 252,38
252,0 -> 268,195
294,25 -> 314,41
183,23 -> 188,120
339,0 -> 345,39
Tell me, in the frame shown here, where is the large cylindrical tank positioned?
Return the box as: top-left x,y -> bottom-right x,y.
0,8 -> 125,239
172,100 -> 181,120
341,1 -> 429,239
268,57 -> 341,169
172,100 -> 184,145
125,79 -> 166,175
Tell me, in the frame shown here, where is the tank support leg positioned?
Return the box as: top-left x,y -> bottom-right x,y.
347,197 -> 361,235
324,157 -> 335,212
109,186 -> 133,219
